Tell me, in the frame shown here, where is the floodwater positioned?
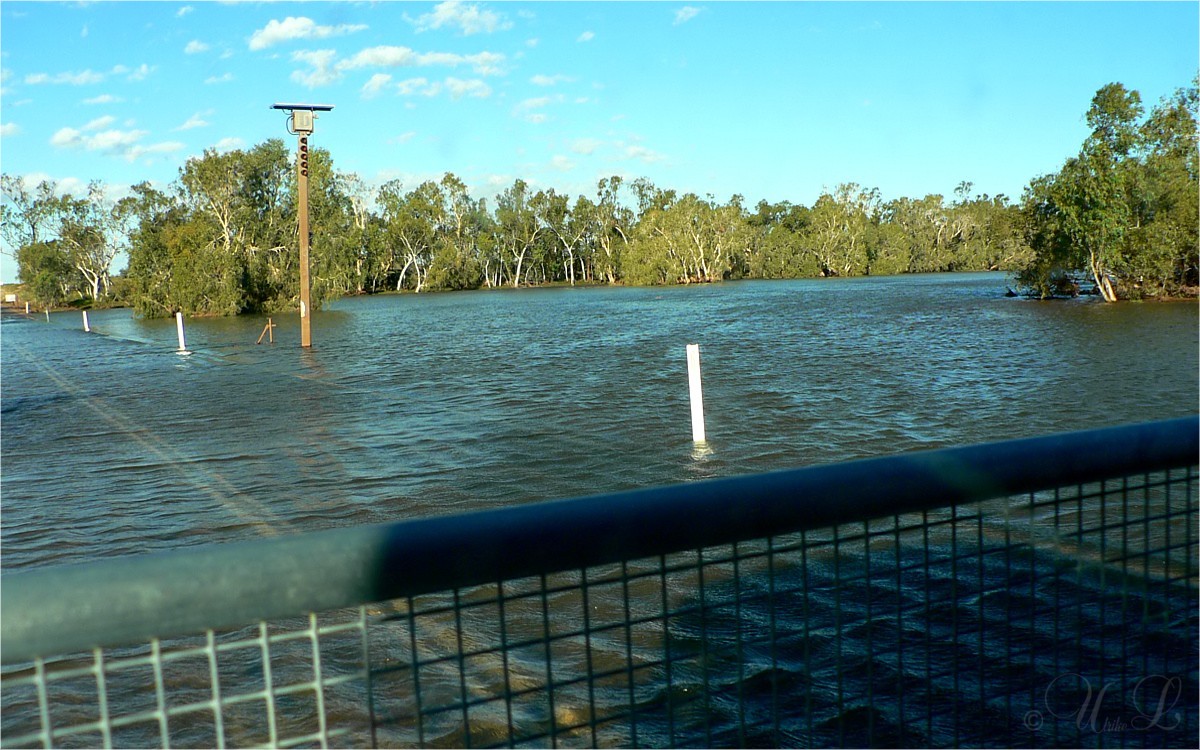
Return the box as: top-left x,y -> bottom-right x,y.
3,273 -> 1196,570
1,272 -> 1197,747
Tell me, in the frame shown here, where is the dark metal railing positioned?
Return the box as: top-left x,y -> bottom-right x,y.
2,417 -> 1197,748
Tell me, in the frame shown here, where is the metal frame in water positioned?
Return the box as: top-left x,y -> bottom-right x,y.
2,417 -> 1197,748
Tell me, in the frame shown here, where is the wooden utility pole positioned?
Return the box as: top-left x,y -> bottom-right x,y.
297,132 -> 312,347
271,103 -> 333,349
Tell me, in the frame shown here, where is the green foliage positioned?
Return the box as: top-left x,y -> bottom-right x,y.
1019,80 -> 1198,300
20,83 -> 1192,315
3,176 -> 125,304
16,240 -> 72,307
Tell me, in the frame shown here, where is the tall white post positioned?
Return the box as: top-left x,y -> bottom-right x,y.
82,311 -> 90,332
175,312 -> 188,353
687,344 -> 706,443
25,302 -> 30,314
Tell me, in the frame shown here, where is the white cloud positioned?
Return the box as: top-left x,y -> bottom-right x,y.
204,73 -> 234,85
525,113 -> 546,124
530,74 -> 572,87
83,94 -> 122,105
0,123 -> 20,137
338,46 -> 505,76
116,64 -> 153,82
213,137 -> 244,152
25,69 -> 105,85
518,95 -> 555,110
177,6 -> 194,17
129,142 -> 185,162
12,173 -> 92,198
81,25 -> 89,38
83,116 -> 116,131
420,51 -> 505,75
390,131 -> 417,144
674,6 -> 702,25
51,126 -> 125,150
395,77 -> 441,97
409,1 -> 512,35
82,128 -> 146,151
340,45 -> 417,69
577,31 -> 595,42
290,49 -> 340,88
624,144 -> 666,163
249,17 -> 368,51
49,120 -> 183,162
185,40 -> 210,55
444,77 -> 491,99
175,112 -> 210,131
570,138 -> 603,155
549,155 -> 575,171
362,73 -> 393,98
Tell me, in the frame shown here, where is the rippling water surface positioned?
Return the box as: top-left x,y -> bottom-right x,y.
2,273 -> 1196,570
2,273 -> 1198,748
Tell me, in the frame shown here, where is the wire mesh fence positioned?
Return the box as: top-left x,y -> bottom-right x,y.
2,419 -> 1197,748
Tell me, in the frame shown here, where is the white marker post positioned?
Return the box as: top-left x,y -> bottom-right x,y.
175,312 -> 189,353
82,311 -> 90,332
686,343 -> 706,443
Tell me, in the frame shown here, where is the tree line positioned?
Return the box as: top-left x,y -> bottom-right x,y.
3,80 -> 1195,316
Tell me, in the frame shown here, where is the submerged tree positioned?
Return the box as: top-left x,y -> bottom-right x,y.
1019,80 -> 1198,300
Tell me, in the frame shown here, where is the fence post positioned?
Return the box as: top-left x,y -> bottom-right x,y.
82,311 -> 90,332
687,344 -> 706,443
175,312 -> 189,354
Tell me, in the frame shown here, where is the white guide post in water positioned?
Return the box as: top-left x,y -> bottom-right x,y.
175,312 -> 189,353
687,343 -> 706,443
82,311 -> 90,332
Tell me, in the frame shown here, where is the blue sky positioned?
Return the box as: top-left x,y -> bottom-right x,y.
1,1 -> 1197,282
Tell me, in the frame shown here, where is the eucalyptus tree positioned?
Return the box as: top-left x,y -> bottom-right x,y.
2,176 -> 127,303
590,176 -> 633,284
337,172 -> 376,294
303,146 -> 361,306
1018,81 -> 1197,300
494,178 -> 543,287
623,182 -> 678,285
121,182 -> 184,316
377,178 -> 439,292
1128,82 -> 1198,295
570,194 -> 599,283
423,173 -> 486,291
745,200 -> 818,278
2,175 -> 61,253
15,240 -> 72,307
531,188 -> 588,285
1021,84 -> 1143,301
807,184 -> 879,276
56,182 -> 121,302
865,212 -> 909,277
627,191 -> 747,285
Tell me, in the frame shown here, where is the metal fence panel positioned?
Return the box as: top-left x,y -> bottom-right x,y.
3,418 -> 1197,748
